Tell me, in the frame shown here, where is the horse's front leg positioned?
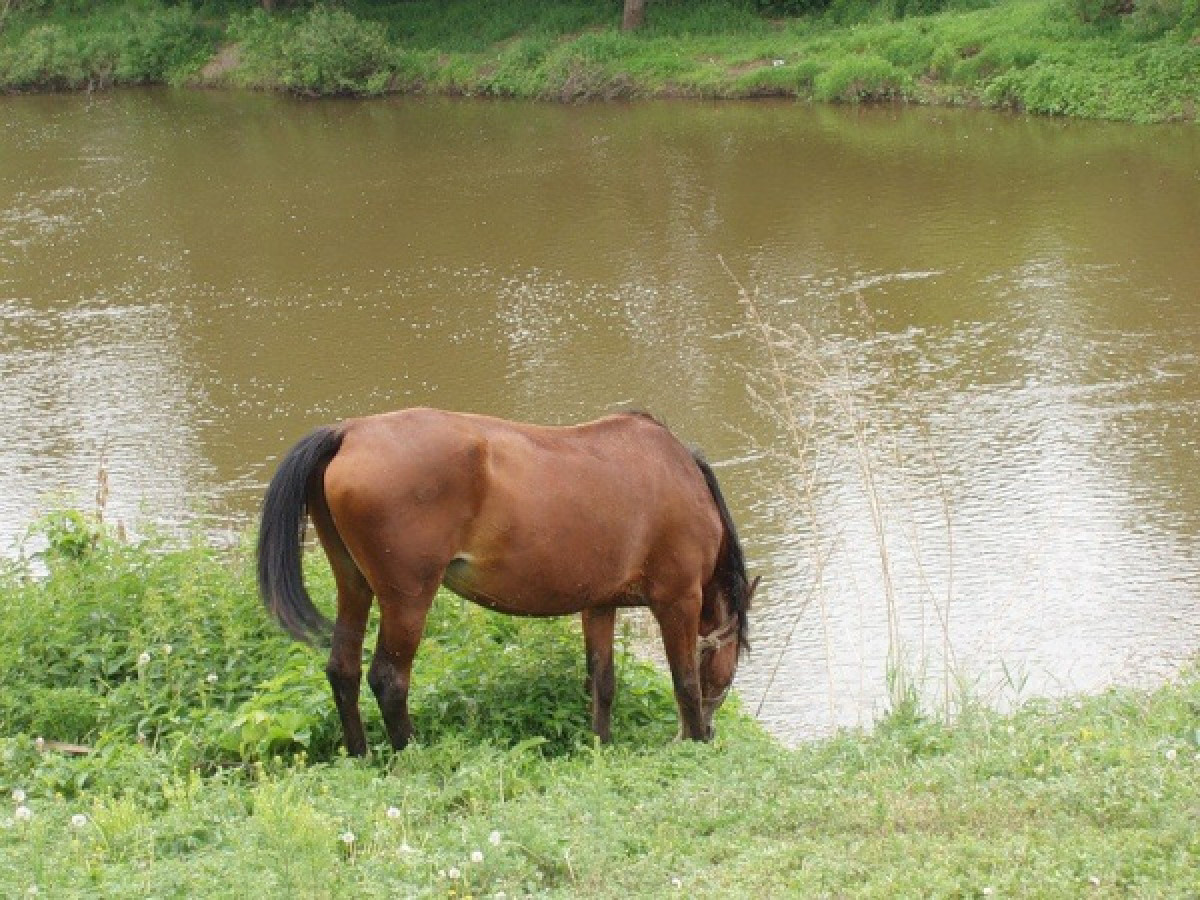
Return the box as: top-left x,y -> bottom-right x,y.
369,585 -> 435,752
582,606 -> 617,743
651,588 -> 710,742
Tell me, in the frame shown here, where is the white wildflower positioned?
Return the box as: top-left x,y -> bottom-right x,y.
70,813 -> 88,828
470,850 -> 484,864
14,806 -> 32,822
488,829 -> 502,846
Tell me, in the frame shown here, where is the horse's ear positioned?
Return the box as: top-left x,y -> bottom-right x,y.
747,575 -> 762,603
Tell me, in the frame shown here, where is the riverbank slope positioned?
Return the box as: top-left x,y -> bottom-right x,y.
1,517 -> 1198,895
0,0 -> 1196,122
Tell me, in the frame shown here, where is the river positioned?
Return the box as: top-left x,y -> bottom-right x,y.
2,90 -> 1198,742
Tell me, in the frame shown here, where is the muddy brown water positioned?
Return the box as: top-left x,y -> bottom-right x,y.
3,90 -> 1198,741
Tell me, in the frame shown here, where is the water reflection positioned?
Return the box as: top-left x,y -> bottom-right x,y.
1,91 -> 1198,742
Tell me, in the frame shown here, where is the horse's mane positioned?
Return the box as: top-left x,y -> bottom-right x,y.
692,451 -> 752,654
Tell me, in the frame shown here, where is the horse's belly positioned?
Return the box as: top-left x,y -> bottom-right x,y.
441,554 -> 640,617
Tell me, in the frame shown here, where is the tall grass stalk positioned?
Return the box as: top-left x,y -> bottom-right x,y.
724,259 -> 957,726
721,256 -> 839,727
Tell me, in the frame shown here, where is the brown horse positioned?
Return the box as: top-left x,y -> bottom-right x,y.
257,408 -> 756,755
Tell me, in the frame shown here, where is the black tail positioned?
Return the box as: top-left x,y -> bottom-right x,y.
693,452 -> 753,653
257,425 -> 344,644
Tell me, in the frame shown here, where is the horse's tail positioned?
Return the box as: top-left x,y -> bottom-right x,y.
692,452 -> 753,653
257,425 -> 344,644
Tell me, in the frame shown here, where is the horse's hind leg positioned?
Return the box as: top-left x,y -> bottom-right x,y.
312,500 -> 374,757
583,607 -> 617,743
369,584 -> 436,752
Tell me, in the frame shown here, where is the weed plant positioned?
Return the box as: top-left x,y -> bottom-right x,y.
0,511 -> 682,781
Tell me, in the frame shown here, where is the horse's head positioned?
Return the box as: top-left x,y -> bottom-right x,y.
697,574 -> 760,739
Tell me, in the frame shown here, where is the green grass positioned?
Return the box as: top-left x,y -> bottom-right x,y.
1,512 -> 1198,896
0,0 -> 1196,120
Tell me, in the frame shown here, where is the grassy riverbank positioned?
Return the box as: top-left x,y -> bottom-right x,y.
0,0 -> 1196,122
1,515 -> 1198,896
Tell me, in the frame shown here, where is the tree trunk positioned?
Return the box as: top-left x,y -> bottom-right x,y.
621,0 -> 646,31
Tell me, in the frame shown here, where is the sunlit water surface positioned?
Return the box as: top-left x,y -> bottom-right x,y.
3,90 -> 1198,741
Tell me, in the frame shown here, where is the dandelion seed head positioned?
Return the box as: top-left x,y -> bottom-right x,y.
14,806 -> 32,822
488,829 -> 502,846
470,850 -> 484,863
447,867 -> 461,880
340,831 -> 356,845
33,737 -> 45,752
26,886 -> 38,896
671,877 -> 683,889
386,806 -> 402,820
162,644 -> 172,656
70,813 -> 88,828
137,651 -> 151,667
1164,747 -> 1178,761
206,673 -> 218,684
12,789 -> 25,804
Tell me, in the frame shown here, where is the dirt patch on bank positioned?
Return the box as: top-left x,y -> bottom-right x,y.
199,43 -> 242,84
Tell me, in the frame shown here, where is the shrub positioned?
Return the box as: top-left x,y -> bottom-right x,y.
877,29 -> 938,68
111,3 -> 212,83
814,53 -> 911,100
0,24 -> 89,88
0,3 -> 212,90
1065,0 -> 1134,23
1130,0 -> 1200,34
233,5 -> 397,95
479,35 -> 553,95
